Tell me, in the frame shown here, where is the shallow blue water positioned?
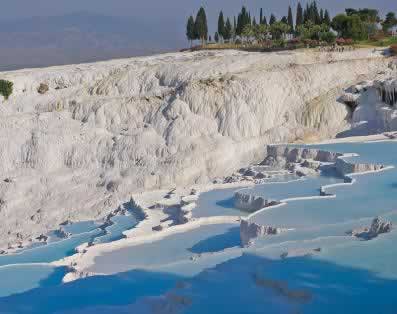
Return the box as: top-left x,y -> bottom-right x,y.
1,140 -> 397,313
192,174 -> 301,219
62,221 -> 100,235
89,223 -> 240,275
192,188 -> 247,218
245,175 -> 343,200
0,215 -> 138,298
94,215 -> 138,244
0,229 -> 102,267
0,264 -> 66,298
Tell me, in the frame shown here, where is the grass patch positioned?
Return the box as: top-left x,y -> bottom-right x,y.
0,80 -> 13,100
354,36 -> 397,48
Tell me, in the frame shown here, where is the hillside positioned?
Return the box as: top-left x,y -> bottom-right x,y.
0,48 -> 390,248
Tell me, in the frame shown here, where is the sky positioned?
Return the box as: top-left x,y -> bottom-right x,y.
1,1 -> 396,41
0,0 -> 395,20
0,0 -> 395,70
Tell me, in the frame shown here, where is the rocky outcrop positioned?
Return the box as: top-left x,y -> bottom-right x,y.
264,145 -> 342,166
374,78 -> 397,107
349,217 -> 392,240
37,83 -> 49,94
234,191 -> 280,212
240,219 -> 286,247
335,158 -> 384,176
53,229 -> 71,239
129,197 -> 148,221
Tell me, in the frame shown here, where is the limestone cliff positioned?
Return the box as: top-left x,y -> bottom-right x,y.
0,49 -> 389,247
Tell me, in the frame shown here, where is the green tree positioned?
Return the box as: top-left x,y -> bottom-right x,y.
269,14 -> 277,25
332,13 -> 367,40
323,10 -> 331,25
224,18 -> 233,41
186,15 -> 195,46
320,9 -> 324,23
237,6 -> 251,35
312,1 -> 320,24
332,14 -> 349,37
297,21 -> 329,40
347,8 -> 379,23
383,12 -> 397,32
242,24 -> 254,42
195,7 -> 208,45
218,11 -> 226,40
233,17 -> 237,41
253,23 -> 269,43
0,80 -> 13,100
319,31 -> 336,43
270,21 -> 290,39
296,2 -> 304,29
287,6 -> 294,32
214,32 -> 219,43
348,14 -> 367,40
260,8 -> 263,24
345,8 -> 358,17
303,3 -> 310,23
262,15 -> 268,26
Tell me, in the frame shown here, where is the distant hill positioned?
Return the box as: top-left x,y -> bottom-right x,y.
0,12 -> 184,71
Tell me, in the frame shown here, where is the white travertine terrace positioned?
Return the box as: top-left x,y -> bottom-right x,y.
0,48 -> 391,249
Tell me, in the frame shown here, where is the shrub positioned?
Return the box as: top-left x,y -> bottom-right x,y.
0,80 -> 13,100
319,31 -> 336,44
336,38 -> 353,45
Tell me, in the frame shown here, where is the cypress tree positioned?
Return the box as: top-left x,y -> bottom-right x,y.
237,6 -> 250,35
313,1 -> 320,24
320,8 -> 324,23
260,8 -> 263,24
224,18 -> 232,41
262,15 -> 268,26
194,7 -> 208,45
186,15 -> 195,46
308,2 -> 315,23
324,10 -> 331,25
253,17 -> 257,26
281,16 -> 288,24
303,3 -> 310,23
237,14 -> 242,35
218,11 -> 226,40
232,16 -> 237,40
296,2 -> 303,28
269,14 -> 277,25
287,6 -> 294,31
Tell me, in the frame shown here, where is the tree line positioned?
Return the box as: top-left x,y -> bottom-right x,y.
186,2 -> 397,46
